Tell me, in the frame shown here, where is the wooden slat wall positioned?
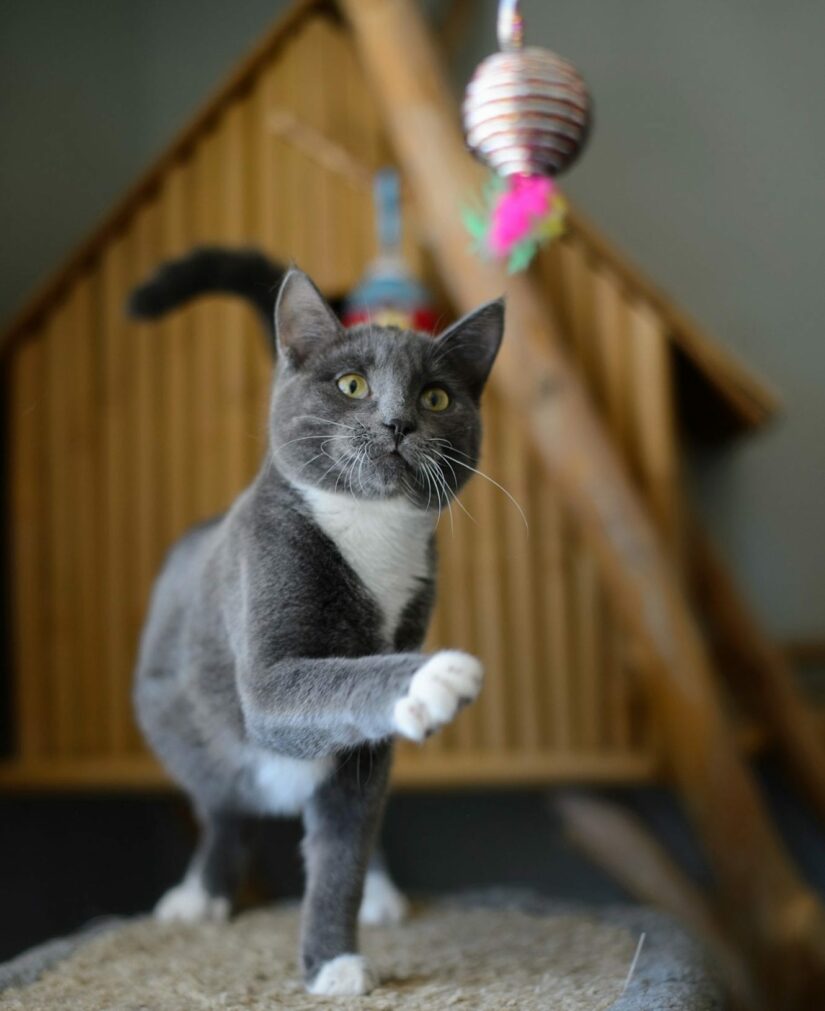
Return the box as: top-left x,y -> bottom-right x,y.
1,11 -> 674,789
9,331 -> 47,761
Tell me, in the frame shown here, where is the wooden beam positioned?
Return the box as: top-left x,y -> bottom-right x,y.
339,1 -> 825,1003
692,525 -> 825,826
557,791 -> 757,1009
785,641 -> 825,669
439,0 -> 477,60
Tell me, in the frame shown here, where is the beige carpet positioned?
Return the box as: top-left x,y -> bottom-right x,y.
0,902 -> 638,1010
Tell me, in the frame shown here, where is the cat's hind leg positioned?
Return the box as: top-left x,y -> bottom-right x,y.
359,849 -> 409,926
155,811 -> 249,924
301,744 -> 392,995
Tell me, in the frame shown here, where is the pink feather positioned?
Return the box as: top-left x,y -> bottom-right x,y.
488,175 -> 555,256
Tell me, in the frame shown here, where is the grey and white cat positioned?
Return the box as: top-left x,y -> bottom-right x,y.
130,248 -> 504,996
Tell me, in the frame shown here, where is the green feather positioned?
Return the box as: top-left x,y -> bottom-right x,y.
462,207 -> 489,241
508,241 -> 537,274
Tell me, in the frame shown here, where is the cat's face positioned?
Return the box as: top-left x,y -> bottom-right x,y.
270,270 -> 504,510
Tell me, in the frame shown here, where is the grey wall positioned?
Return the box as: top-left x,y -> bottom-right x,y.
0,1 -> 138,321
0,0 -> 287,322
2,0 -> 823,638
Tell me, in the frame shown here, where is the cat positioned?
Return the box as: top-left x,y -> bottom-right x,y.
131,248 -> 411,929
129,247 -> 504,996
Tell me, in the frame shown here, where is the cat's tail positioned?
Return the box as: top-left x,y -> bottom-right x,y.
127,246 -> 285,341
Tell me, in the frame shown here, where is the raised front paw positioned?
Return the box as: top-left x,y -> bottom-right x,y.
393,650 -> 484,742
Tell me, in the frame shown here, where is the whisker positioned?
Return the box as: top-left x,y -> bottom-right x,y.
428,446 -> 461,493
320,447 -> 352,487
419,459 -> 434,512
432,460 -> 455,536
423,451 -> 477,526
347,445 -> 367,498
335,446 -> 357,494
355,445 -> 369,499
272,433 -> 344,452
294,450 -> 331,476
422,463 -> 434,517
292,414 -> 357,432
423,457 -> 448,533
341,448 -> 355,497
440,452 -> 529,531
419,457 -> 441,528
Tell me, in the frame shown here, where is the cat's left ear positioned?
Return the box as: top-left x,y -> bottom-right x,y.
275,268 -> 342,367
434,298 -> 505,398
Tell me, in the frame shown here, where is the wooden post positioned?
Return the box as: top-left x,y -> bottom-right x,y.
692,524 -> 825,826
557,791 -> 757,1008
339,1 -> 825,1002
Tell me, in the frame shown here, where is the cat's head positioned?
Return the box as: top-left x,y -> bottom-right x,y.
270,269 -> 504,509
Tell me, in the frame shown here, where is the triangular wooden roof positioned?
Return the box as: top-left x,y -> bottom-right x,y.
0,0 -> 777,440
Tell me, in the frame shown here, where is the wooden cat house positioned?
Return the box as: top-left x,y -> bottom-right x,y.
3,1 -> 825,999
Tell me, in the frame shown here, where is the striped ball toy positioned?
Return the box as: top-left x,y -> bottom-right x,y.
461,0 -> 593,272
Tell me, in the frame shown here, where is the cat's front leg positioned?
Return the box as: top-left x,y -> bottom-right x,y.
301,743 -> 392,995
239,650 -> 484,754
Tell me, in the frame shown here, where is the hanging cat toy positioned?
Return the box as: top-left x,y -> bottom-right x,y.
462,0 -> 593,272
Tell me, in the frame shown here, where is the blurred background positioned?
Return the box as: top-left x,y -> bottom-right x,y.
3,0 -> 824,634
1,0 -> 824,1004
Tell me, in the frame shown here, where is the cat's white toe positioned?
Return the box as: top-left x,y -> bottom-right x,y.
154,878 -> 230,924
309,954 -> 376,996
392,697 -> 430,741
359,869 -> 409,926
393,651 -> 483,741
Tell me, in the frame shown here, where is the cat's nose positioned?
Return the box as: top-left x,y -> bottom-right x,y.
385,417 -> 415,449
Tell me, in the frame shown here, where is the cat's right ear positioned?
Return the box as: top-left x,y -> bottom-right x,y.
275,268 -> 342,367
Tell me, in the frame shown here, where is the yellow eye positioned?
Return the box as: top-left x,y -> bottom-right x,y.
421,386 -> 450,412
336,373 -> 369,399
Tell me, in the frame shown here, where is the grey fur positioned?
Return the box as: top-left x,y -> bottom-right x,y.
133,262 -> 504,989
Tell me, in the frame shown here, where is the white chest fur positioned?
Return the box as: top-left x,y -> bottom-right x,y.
249,750 -> 333,815
297,486 -> 434,643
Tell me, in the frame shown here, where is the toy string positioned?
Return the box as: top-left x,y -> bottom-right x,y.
497,0 -> 524,51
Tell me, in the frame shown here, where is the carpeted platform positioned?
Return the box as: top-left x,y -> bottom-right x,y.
0,893 -> 723,1010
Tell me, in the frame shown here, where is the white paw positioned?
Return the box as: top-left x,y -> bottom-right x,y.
393,650 -> 483,742
309,954 -> 376,996
154,878 -> 230,924
359,869 -> 409,926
